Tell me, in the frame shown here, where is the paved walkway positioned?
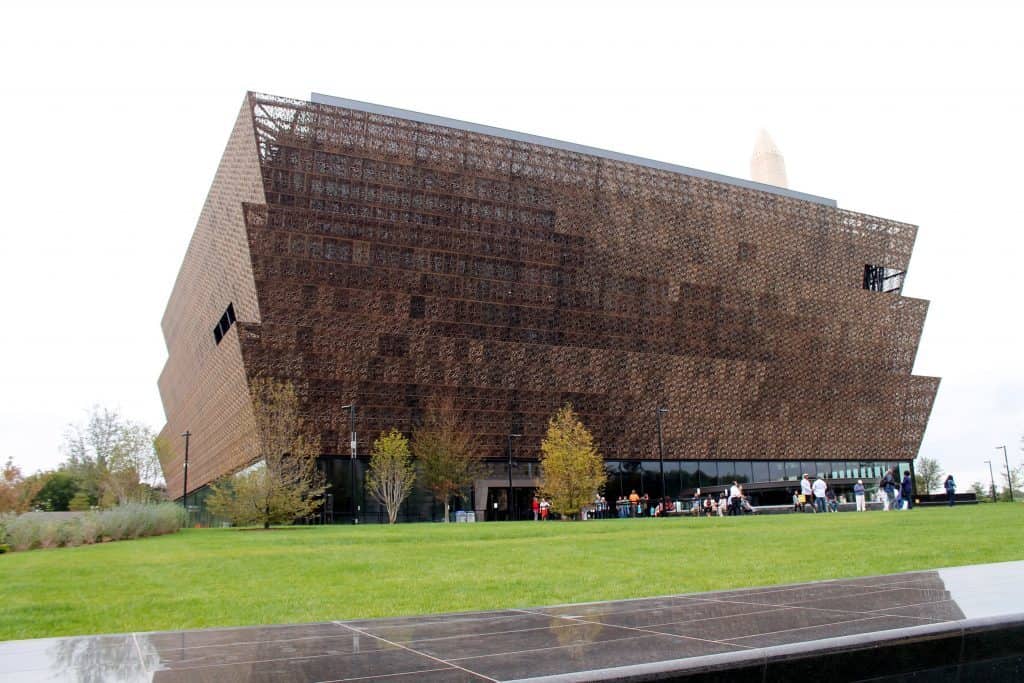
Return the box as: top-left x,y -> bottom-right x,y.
2,561 -> 1022,681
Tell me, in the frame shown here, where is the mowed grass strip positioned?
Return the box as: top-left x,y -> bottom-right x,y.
1,505 -> 1021,640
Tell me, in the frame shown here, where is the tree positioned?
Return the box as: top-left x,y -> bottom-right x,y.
32,471 -> 79,511
914,457 -> 943,494
367,429 -> 416,524
413,400 -> 482,522
206,377 -> 325,528
61,406 -> 163,506
0,458 -> 44,513
969,481 -> 988,501
538,404 -> 606,520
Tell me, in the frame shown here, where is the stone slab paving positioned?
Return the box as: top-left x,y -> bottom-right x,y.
2,561 -> 1022,681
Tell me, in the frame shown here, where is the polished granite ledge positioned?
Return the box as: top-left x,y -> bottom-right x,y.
1,561 -> 1022,682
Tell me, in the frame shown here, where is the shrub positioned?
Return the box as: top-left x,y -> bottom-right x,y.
1,503 -> 186,552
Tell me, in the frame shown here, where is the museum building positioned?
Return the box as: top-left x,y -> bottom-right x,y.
157,92 -> 938,522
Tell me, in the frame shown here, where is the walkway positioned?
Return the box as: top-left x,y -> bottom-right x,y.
2,561 -> 1022,681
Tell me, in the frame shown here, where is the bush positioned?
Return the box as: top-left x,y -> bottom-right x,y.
1,504 -> 186,552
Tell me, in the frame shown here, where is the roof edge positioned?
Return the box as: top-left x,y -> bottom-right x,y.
310,92 -> 838,208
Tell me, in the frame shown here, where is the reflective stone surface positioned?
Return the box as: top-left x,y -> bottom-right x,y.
1,560 -> 1022,682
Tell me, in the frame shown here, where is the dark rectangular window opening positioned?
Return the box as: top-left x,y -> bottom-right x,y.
410,295 -> 425,319
863,264 -> 905,294
213,303 -> 236,345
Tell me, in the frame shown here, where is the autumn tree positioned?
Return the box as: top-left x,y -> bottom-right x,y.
914,457 -> 943,494
206,377 -> 325,528
538,404 -> 606,520
367,429 -> 416,524
0,458 -> 44,513
413,400 -> 482,522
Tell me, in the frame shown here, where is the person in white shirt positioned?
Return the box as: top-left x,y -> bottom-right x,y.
812,476 -> 828,513
800,474 -> 814,513
728,481 -> 742,516
854,479 -> 866,511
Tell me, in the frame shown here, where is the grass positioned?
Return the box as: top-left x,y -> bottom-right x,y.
1,505 -> 1022,641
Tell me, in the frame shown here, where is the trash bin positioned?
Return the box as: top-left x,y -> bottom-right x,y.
465,512 -> 476,523
455,510 -> 467,523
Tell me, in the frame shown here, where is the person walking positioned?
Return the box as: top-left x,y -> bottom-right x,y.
881,468 -> 898,511
854,479 -> 866,511
901,470 -> 914,510
944,475 -> 957,506
801,474 -> 815,513
812,475 -> 827,513
729,481 -> 742,516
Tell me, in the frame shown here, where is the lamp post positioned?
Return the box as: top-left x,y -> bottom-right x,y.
656,407 -> 668,503
984,460 -> 997,503
343,404 -> 358,523
996,445 -> 1013,502
507,433 -> 521,521
181,431 -> 191,510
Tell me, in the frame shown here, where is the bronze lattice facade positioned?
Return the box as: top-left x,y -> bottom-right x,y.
158,92 -> 938,516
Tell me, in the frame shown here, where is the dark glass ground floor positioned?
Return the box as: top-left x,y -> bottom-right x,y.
181,458 -> 915,525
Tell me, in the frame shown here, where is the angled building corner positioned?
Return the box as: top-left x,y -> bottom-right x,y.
157,94 -> 265,498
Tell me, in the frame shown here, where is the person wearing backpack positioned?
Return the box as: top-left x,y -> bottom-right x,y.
944,475 -> 957,506
881,468 -> 898,511
901,470 -> 914,510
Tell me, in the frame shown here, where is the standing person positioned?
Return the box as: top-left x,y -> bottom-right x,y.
901,470 -> 914,510
881,468 -> 898,511
793,489 -> 802,512
729,481 -> 742,516
944,475 -> 957,506
531,496 -> 540,521
628,490 -> 640,518
854,479 -> 866,512
812,475 -> 828,513
801,474 -> 815,513
717,491 -> 727,517
540,498 -> 550,520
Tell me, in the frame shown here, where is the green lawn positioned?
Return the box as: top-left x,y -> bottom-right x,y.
1,505 -> 1022,641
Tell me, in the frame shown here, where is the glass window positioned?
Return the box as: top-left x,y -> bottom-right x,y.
769,461 -> 785,482
801,462 -> 818,478
785,461 -> 801,480
752,461 -> 770,483
698,461 -> 718,487
620,461 -> 642,498
733,461 -> 753,483
718,461 -> 736,482
663,461 -> 681,498
814,461 -> 830,479
679,461 -> 697,490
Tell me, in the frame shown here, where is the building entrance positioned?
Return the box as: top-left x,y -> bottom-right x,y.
485,486 -> 536,521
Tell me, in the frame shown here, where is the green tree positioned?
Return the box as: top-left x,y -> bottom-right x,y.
207,377 -> 325,528
68,491 -> 92,511
969,481 -> 988,501
914,457 -> 943,494
367,429 -> 416,524
413,400 -> 482,522
32,471 -> 79,511
62,406 -> 163,506
538,404 -> 606,520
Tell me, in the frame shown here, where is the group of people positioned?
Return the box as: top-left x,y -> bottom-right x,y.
699,482 -> 755,516
796,473 -> 842,513
529,497 -> 551,520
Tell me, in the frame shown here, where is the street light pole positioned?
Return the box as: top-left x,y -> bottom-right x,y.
507,433 -> 521,521
984,460 -> 997,503
656,407 -> 668,503
181,431 -> 191,510
997,445 -> 1013,502
343,405 -> 358,523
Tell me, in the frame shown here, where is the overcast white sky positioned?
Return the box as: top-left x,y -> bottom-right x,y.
1,1 -> 1021,491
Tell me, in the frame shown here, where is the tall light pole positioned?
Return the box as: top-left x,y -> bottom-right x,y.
181,431 -> 191,510
656,407 -> 668,503
997,445 -> 1013,502
507,433 -> 521,521
343,405 -> 358,523
984,460 -> 997,503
